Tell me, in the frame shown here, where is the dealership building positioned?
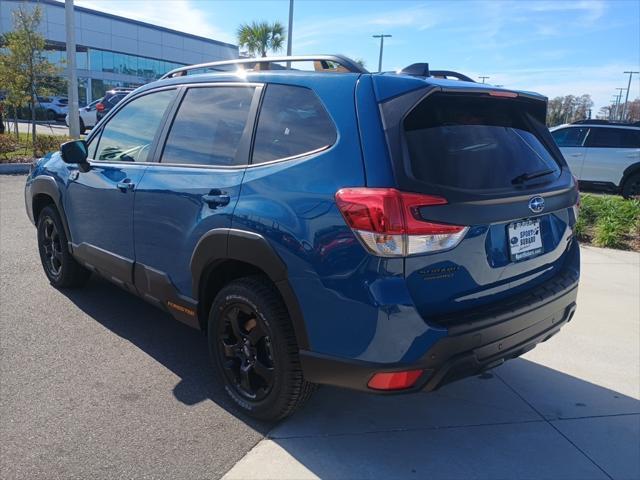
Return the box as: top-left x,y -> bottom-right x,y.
1,0 -> 239,104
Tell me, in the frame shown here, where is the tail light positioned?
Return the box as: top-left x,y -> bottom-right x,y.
96,102 -> 105,112
335,188 -> 468,257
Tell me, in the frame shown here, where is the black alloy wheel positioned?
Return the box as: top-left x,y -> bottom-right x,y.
217,301 -> 275,401
40,216 -> 63,280
36,205 -> 91,288
208,276 -> 316,420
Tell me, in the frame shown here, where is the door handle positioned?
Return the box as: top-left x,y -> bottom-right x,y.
117,179 -> 135,191
202,190 -> 230,208
568,153 -> 583,157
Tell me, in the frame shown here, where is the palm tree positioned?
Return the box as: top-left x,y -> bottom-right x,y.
237,21 -> 286,58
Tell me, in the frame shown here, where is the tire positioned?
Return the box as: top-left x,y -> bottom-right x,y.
46,109 -> 56,121
208,276 -> 315,421
622,172 -> 640,199
79,118 -> 86,135
37,205 -> 91,288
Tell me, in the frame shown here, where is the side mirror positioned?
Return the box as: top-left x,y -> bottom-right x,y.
60,140 -> 90,172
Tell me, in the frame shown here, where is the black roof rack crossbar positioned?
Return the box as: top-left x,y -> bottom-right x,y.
428,70 -> 475,82
161,54 -> 368,79
396,63 -> 475,83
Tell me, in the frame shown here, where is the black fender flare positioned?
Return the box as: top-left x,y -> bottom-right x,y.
190,228 -> 310,349
29,175 -> 72,243
621,162 -> 640,188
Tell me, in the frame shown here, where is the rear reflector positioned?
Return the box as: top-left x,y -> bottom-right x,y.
368,370 -> 423,390
488,90 -> 518,98
335,188 -> 468,257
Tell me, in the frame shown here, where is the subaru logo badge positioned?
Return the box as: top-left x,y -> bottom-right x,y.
528,196 -> 545,213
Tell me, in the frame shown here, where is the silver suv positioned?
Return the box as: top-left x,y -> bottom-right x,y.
550,121 -> 640,198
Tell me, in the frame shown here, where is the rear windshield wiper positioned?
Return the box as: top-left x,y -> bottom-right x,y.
511,168 -> 555,185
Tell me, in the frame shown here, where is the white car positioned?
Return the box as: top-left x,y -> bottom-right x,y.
64,99 -> 100,135
37,96 -> 69,120
550,121 -> 640,198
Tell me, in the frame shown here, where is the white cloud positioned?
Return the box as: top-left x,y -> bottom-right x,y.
74,0 -> 235,43
293,4 -> 441,50
467,63 -> 639,113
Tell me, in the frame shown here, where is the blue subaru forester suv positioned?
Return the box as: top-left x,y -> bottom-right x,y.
25,55 -> 580,420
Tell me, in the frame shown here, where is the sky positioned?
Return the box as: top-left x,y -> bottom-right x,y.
74,0 -> 640,113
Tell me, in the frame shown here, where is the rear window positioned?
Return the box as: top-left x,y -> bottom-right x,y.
251,84 -> 336,164
585,127 -> 640,148
403,94 -> 561,190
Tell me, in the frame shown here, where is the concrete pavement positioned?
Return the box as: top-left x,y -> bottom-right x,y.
224,247 -> 640,479
1,174 -> 639,479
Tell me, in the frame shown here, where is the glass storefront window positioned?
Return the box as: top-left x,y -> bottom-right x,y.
76,51 -> 88,70
89,49 -> 102,71
103,51 -> 114,73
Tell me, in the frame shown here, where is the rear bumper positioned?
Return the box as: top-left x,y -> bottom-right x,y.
300,263 -> 579,393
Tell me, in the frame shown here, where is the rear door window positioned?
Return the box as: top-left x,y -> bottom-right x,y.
251,84 -> 336,164
403,94 -> 561,190
161,86 -> 255,166
585,127 -> 640,148
551,127 -> 588,147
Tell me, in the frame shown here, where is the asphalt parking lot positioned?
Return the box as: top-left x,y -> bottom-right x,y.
1,174 -> 639,479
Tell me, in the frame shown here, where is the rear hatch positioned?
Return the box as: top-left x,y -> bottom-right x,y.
376,81 -> 579,323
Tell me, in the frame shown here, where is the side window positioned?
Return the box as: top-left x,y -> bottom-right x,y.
585,127 -> 625,148
94,89 -> 176,162
620,130 -> 640,148
252,84 -> 337,164
161,86 -> 255,166
551,127 -> 587,147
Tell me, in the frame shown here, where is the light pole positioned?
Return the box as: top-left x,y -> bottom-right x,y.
65,0 -> 80,138
286,0 -> 294,68
479,76 -> 490,83
621,71 -> 639,122
373,34 -> 391,72
615,88 -> 626,121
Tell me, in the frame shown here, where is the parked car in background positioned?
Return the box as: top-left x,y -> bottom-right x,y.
37,96 -> 68,120
95,88 -> 134,121
551,120 -> 640,198
65,98 -> 101,135
25,55 -> 580,421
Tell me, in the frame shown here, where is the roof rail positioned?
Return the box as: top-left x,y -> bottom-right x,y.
572,119 -> 640,127
161,54 -> 368,79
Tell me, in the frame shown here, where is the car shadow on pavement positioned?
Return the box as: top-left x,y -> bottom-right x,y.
228,363 -> 640,479
60,275 -> 274,433
61,276 -> 640,480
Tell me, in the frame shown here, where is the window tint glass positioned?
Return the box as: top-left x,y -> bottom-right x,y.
552,127 -> 588,147
161,86 -> 255,166
252,84 -> 336,164
94,89 -> 176,162
621,129 -> 640,148
584,127 -> 637,148
403,94 -> 560,190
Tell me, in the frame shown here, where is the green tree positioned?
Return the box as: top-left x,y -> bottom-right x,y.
237,21 -> 286,58
545,94 -> 593,126
0,5 -> 61,148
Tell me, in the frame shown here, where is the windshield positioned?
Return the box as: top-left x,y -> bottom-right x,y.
404,94 -> 560,190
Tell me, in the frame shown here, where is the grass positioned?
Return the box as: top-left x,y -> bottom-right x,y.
575,193 -> 640,251
0,132 -> 70,163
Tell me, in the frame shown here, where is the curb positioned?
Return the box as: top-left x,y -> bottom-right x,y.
0,163 -> 31,175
